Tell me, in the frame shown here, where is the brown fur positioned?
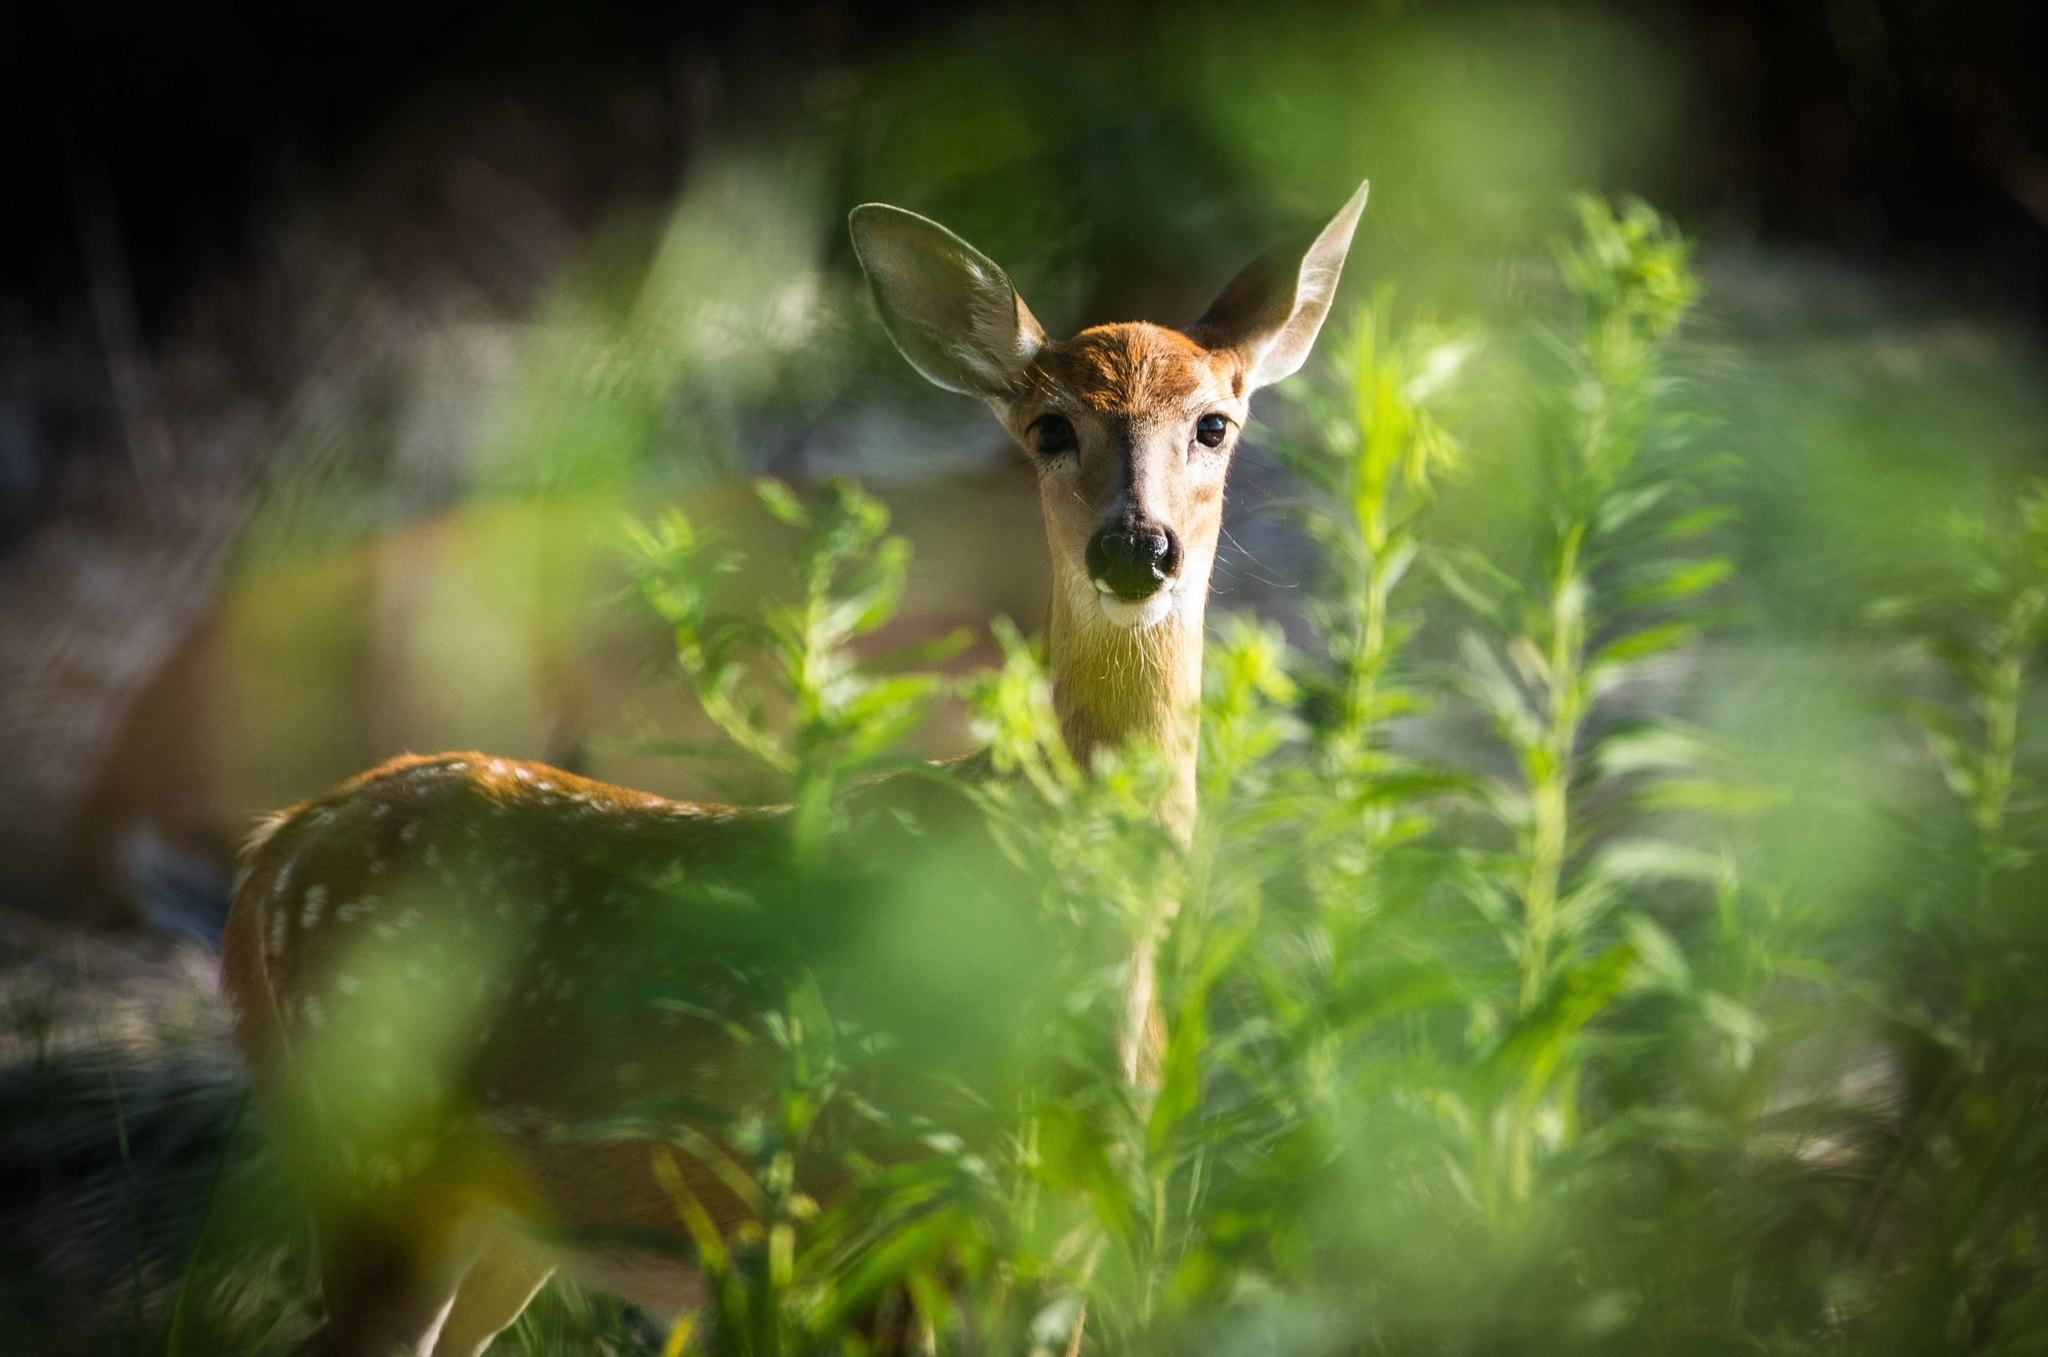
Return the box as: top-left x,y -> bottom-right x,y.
226,754 -> 792,1352
1021,324 -> 1241,417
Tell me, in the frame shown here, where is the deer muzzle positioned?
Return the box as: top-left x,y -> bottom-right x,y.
1087,522 -> 1184,601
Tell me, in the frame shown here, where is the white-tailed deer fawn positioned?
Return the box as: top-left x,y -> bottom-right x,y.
222,181 -> 1367,1355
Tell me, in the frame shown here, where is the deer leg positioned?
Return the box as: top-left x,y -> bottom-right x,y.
309,1210 -> 476,1357
1119,908 -> 1173,1091
430,1231 -> 556,1357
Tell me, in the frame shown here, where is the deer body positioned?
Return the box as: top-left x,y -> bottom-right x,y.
223,183 -> 1366,1355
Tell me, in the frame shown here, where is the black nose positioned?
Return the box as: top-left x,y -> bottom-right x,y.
1087,523 -> 1183,600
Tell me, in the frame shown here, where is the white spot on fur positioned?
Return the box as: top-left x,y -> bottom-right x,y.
300,885 -> 327,930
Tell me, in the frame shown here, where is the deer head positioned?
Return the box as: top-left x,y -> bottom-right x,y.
850,182 -> 1369,813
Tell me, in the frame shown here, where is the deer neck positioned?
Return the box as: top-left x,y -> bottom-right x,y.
1045,558 -> 1207,838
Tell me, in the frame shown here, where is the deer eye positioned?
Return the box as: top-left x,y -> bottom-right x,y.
1195,413 -> 1230,448
1032,414 -> 1077,456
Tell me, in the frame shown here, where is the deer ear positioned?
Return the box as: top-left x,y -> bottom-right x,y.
849,204 -> 1046,398
1186,180 -> 1369,391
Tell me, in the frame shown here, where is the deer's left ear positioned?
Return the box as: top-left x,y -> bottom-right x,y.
1186,180 -> 1369,392
849,204 -> 1047,399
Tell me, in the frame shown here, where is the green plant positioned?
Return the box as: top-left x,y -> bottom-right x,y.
618,481 -> 1008,1355
624,478 -> 968,867
1855,487 -> 2048,1352
27,185 -> 2048,1357
1432,196 -> 1736,1210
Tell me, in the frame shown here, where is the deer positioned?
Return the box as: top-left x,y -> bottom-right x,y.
220,179 -> 1368,1357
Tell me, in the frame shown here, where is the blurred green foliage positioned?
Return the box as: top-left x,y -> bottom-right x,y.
13,5 -> 2048,1353
527,197 -> 2042,1355
18,183 -> 2048,1357
625,479 -> 967,863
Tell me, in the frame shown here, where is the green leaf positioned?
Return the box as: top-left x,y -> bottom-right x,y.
1554,877 -> 1620,941
1458,633 -> 1542,748
1589,620 -> 1699,675
1035,1104 -> 1134,1243
1622,556 -> 1732,607
1148,988 -> 1207,1158
1593,839 -> 1724,884
814,1207 -> 965,1334
1434,548 -> 1523,622
754,476 -> 809,527
1595,725 -> 1708,778
1620,913 -> 1691,992
1595,482 -> 1675,535
1700,991 -> 1764,1069
1661,505 -> 1739,539
1907,698 -> 1980,803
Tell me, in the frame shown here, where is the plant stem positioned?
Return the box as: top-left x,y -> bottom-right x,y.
1521,531 -> 1586,1012
1978,652 -> 2020,845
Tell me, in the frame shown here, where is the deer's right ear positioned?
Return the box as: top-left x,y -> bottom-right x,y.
850,204 -> 1046,399
1187,180 -> 1370,392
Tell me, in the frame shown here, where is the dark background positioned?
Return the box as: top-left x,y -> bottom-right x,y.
6,0 -> 2045,338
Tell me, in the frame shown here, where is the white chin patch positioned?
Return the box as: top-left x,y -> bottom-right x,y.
1094,580 -> 1179,629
